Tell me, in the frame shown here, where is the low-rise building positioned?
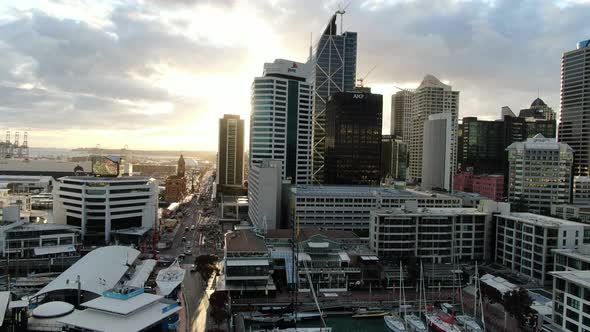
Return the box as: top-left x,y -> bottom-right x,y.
221,230 -> 274,297
552,204 -> 590,223
1,221 -> 81,259
284,185 -> 461,232
452,171 -> 503,201
553,245 -> 590,272
369,205 -> 493,263
266,229 -> 381,292
574,176 -> 590,205
550,270 -> 590,332
495,213 -> 590,285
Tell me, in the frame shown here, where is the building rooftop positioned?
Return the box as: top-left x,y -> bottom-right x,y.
0,159 -> 92,173
553,245 -> 590,263
506,134 -> 573,152
266,228 -> 360,242
289,185 -> 458,199
372,207 -> 488,217
7,222 -> 80,233
225,230 -> 268,253
58,299 -> 180,332
502,213 -> 588,227
82,292 -> 163,315
35,246 -> 140,298
58,176 -> 152,183
551,270 -> 590,289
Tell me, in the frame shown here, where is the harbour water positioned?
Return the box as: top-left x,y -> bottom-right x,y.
299,316 -> 389,331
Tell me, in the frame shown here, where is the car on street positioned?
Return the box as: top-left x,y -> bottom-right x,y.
178,254 -> 185,261
190,264 -> 197,272
181,237 -> 186,242
185,249 -> 192,255
190,224 -> 195,231
185,226 -> 189,232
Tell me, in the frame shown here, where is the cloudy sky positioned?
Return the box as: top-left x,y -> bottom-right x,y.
0,0 -> 588,151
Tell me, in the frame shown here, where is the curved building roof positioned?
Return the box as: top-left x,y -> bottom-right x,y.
35,246 -> 140,298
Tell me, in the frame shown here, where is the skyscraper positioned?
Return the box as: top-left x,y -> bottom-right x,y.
506,134 -> 573,215
559,39 -> 590,176
217,114 -> 244,187
324,89 -> 382,185
422,113 -> 455,191
310,13 -> 357,184
390,90 -> 414,140
381,135 -> 407,182
457,117 -> 504,174
519,97 -> 557,138
408,75 -> 459,184
250,59 -> 313,184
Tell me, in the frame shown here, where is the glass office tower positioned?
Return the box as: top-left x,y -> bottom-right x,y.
324,89 -> 382,185
309,14 -> 357,184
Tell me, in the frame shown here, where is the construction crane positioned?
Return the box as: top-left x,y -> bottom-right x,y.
356,65 -> 377,88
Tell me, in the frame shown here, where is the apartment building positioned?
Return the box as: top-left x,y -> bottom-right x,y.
495,213 -> 590,285
369,206 -> 494,263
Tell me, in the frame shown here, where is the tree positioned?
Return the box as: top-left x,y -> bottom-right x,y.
209,291 -> 229,328
503,288 -> 534,327
194,254 -> 219,281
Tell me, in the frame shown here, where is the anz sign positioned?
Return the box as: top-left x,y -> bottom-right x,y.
352,93 -> 365,99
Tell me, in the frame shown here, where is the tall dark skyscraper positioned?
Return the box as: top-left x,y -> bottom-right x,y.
310,13 -> 357,184
559,39 -> 590,177
217,114 -> 244,187
324,89 -> 382,185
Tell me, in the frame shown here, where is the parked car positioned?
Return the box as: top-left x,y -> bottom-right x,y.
190,264 -> 197,272
185,249 -> 192,256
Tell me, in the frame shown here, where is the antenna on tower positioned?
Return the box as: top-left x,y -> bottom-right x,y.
335,2 -> 350,35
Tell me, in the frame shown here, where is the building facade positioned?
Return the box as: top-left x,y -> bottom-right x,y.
324,89 -> 382,185
421,113 -> 454,191
248,160 -> 282,231
458,117 -> 505,174
250,59 -> 313,184
574,176 -> 590,205
495,213 -> 590,285
284,186 -> 461,232
519,97 -> 557,121
266,229 -> 381,292
53,177 -> 158,245
506,134 -> 574,215
164,155 -> 186,203
453,172 -> 504,201
552,204 -> 590,223
370,207 -> 492,264
222,230 -> 274,296
558,39 -> 590,177
408,75 -> 459,184
310,14 -> 357,184
217,114 -> 245,186
391,90 -> 414,141
551,270 -> 590,332
381,135 -> 407,182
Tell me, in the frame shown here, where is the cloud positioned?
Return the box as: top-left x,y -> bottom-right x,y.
0,0 -> 588,149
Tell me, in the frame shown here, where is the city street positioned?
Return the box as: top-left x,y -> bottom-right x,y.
161,169 -> 215,332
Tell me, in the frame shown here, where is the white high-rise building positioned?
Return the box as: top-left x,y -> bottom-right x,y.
506,134 -> 573,214
390,89 -> 414,141
408,75 -> 459,184
422,113 -> 455,191
247,159 -> 282,231
250,59 -> 312,184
